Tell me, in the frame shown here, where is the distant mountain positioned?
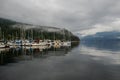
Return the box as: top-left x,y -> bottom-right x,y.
81,31 -> 120,51
82,31 -> 120,41
0,18 -> 80,41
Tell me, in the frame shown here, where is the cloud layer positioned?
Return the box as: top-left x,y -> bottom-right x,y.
0,0 -> 120,36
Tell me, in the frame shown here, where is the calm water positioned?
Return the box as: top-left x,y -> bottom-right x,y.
0,41 -> 120,80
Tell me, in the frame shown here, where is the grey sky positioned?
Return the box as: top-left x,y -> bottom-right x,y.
0,0 -> 120,36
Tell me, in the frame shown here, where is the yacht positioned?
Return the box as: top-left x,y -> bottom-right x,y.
32,40 -> 47,46
61,41 -> 71,46
0,41 -> 6,48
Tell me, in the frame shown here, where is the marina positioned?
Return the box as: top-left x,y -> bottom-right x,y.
0,27 -> 72,48
0,39 -> 71,48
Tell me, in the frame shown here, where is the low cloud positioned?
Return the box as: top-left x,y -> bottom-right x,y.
79,18 -> 120,37
0,0 -> 120,36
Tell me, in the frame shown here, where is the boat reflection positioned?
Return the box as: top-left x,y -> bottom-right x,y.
0,42 -> 79,65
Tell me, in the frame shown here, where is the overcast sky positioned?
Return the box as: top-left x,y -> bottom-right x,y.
0,0 -> 120,37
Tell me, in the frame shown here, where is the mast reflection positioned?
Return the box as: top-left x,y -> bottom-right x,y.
0,42 -> 79,65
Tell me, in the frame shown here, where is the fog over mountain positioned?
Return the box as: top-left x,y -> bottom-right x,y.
82,31 -> 120,39
80,31 -> 120,52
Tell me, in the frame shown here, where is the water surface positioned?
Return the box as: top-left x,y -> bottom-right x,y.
0,41 -> 120,80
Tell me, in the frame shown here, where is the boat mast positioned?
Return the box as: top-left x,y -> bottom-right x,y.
2,32 -> 4,41
41,30 -> 43,40
69,31 -> 71,42
31,29 -> 33,40
63,28 -> 66,41
0,27 -> 1,40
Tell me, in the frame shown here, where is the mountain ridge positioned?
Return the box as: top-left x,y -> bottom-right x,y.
0,17 -> 80,41
0,18 -> 62,31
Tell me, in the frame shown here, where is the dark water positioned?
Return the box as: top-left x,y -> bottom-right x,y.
0,41 -> 120,80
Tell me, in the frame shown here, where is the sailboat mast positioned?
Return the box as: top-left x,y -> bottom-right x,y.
63,29 -> 66,41
2,32 -> 4,41
41,30 -> 43,40
0,27 -> 1,40
31,29 -> 33,40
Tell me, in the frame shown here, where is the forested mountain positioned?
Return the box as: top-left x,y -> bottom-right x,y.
0,18 -> 80,41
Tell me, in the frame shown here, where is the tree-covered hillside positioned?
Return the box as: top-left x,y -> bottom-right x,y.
0,18 -> 80,41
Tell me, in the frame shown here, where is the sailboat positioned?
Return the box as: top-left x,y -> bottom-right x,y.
31,30 -> 47,46
61,29 -> 71,46
0,28 -> 7,48
0,41 -> 5,48
52,31 -> 62,47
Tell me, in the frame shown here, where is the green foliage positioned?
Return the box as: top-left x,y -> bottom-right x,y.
0,18 -> 80,41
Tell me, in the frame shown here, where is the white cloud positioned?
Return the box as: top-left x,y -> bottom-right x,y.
78,19 -> 120,37
0,0 -> 120,34
79,45 -> 120,65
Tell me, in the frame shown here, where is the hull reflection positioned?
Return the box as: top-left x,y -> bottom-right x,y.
0,42 -> 79,65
